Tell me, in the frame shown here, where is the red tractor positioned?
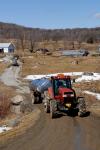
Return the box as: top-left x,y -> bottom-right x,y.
43,74 -> 86,118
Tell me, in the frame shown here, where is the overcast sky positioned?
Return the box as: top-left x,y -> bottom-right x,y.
0,0 -> 100,29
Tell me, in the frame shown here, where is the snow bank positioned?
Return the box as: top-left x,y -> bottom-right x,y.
0,59 -> 3,62
0,126 -> 12,133
25,72 -> 83,80
76,73 -> 100,82
84,91 -> 100,100
25,72 -> 100,82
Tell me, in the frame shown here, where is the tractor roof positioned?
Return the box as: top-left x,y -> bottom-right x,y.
51,74 -> 71,79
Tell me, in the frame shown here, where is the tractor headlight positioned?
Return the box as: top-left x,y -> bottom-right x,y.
63,94 -> 74,97
63,94 -> 67,97
70,94 -> 74,97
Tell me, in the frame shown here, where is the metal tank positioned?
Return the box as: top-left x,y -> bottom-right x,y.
30,78 -> 51,93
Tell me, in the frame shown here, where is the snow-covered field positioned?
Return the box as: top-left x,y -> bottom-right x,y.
76,73 -> 100,82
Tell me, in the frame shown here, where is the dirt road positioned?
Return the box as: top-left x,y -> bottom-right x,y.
0,60 -> 100,150
0,66 -> 30,94
0,105 -> 100,150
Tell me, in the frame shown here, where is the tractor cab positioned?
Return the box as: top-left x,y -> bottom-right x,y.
50,74 -> 72,96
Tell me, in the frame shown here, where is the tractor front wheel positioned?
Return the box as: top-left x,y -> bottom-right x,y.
78,97 -> 86,117
44,100 -> 50,113
50,100 -> 57,118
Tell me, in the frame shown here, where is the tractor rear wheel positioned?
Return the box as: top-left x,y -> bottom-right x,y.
50,100 -> 57,118
78,97 -> 86,117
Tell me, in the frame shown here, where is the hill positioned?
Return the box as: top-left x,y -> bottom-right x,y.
0,22 -> 100,42
0,22 -> 100,51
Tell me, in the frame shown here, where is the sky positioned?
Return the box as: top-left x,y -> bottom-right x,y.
0,0 -> 100,29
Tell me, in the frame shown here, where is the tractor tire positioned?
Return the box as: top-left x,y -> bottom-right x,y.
78,97 -> 86,117
50,100 -> 57,118
44,100 -> 50,113
43,91 -> 50,113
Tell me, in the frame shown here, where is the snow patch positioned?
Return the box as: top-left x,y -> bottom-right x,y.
25,72 -> 83,80
0,59 -> 3,62
0,126 -> 12,133
76,73 -> 100,82
25,72 -> 100,82
83,91 -> 100,100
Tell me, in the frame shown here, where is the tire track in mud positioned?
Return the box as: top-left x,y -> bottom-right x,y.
0,66 -> 30,94
73,118 -> 82,150
73,118 -> 87,150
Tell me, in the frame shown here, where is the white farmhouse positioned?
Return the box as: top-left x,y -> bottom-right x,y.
0,43 -> 15,53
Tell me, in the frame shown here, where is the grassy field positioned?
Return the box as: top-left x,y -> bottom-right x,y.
0,109 -> 40,145
21,54 -> 100,77
0,63 -> 8,75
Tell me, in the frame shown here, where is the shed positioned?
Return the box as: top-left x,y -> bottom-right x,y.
0,43 -> 15,53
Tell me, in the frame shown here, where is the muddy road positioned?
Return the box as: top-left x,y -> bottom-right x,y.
0,60 -> 100,150
0,105 -> 100,150
0,66 -> 30,94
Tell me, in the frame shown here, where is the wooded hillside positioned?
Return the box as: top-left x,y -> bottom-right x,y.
0,22 -> 100,51
0,22 -> 100,42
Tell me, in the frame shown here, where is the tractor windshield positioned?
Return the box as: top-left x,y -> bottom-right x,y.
54,79 -> 71,95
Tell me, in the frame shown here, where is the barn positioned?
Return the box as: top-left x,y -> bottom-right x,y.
0,43 -> 15,53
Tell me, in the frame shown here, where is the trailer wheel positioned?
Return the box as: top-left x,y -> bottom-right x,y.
50,100 -> 57,118
78,97 -> 86,117
31,92 -> 39,104
32,95 -> 37,104
31,92 -> 35,104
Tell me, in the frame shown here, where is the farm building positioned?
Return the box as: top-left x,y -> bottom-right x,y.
0,43 -> 15,53
61,49 -> 89,57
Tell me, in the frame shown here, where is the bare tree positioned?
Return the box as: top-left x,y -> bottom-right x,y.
30,40 -> 35,53
18,30 -> 26,57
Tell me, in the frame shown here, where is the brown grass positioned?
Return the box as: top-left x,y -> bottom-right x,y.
0,63 -> 8,75
0,82 -> 16,98
0,109 -> 40,145
21,54 -> 100,77
74,81 -> 100,93
0,94 -> 10,118
0,82 -> 17,119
